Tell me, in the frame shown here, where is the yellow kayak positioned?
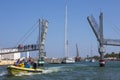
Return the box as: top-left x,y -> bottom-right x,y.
7,65 -> 43,75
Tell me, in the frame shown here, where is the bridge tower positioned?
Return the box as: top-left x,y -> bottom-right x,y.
87,12 -> 120,67
87,13 -> 106,67
38,19 -> 48,66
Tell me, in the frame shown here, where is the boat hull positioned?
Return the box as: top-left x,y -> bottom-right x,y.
7,65 -> 42,75
62,58 -> 75,64
75,57 -> 81,62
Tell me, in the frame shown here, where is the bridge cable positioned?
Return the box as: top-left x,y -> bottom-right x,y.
20,24 -> 38,44
16,20 -> 39,46
104,15 -> 120,53
104,15 -> 120,38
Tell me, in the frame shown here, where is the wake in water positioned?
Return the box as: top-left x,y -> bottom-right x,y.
42,63 -> 89,74
43,66 -> 65,74
0,71 -> 8,76
9,63 -> 90,76
12,66 -> 64,76
15,72 -> 41,76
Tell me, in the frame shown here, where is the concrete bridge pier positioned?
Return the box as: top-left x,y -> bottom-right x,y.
99,47 -> 105,67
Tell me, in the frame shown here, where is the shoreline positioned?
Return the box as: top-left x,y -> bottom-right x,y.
0,60 -> 15,66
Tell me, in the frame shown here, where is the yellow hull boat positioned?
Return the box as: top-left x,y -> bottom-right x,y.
7,65 -> 43,75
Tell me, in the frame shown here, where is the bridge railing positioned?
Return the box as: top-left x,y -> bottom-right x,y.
0,44 -> 39,54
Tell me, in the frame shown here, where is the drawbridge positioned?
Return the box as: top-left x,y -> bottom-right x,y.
0,44 -> 39,54
87,12 -> 120,67
0,19 -> 49,66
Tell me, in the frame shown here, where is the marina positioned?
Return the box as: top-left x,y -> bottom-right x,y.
0,0 -> 120,80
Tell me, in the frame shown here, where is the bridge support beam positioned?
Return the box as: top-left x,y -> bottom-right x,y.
99,47 -> 105,67
99,12 -> 105,67
99,59 -> 105,67
38,57 -> 44,66
38,19 -> 48,66
87,12 -> 120,67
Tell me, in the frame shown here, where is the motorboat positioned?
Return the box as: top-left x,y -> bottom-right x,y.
62,57 -> 75,64
7,65 -> 42,75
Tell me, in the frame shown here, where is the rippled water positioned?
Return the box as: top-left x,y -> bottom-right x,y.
0,61 -> 120,80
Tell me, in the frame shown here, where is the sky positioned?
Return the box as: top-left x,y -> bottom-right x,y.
0,0 -> 120,58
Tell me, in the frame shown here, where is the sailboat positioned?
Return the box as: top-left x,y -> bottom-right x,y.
62,0 -> 75,64
75,44 -> 81,62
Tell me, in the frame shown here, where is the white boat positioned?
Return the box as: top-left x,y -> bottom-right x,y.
62,57 -> 75,64
62,0 -> 75,64
90,58 -> 95,62
85,59 -> 89,62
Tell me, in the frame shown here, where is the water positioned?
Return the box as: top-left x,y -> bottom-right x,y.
0,61 -> 120,80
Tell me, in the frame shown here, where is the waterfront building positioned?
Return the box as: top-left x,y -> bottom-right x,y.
1,52 -> 20,60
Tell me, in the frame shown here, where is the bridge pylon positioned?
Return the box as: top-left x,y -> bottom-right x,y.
87,12 -> 120,67
87,12 -> 105,67
38,19 -> 49,66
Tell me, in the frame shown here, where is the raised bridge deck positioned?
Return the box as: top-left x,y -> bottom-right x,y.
0,44 -> 39,54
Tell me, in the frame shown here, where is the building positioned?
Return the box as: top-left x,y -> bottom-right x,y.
1,52 -> 20,60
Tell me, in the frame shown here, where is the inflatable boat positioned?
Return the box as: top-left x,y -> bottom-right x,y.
7,65 -> 42,75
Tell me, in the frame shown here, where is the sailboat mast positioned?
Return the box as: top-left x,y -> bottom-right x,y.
76,44 -> 79,57
65,0 -> 69,58
39,19 -> 41,59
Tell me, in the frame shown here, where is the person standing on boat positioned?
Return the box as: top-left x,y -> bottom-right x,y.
14,58 -> 20,66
